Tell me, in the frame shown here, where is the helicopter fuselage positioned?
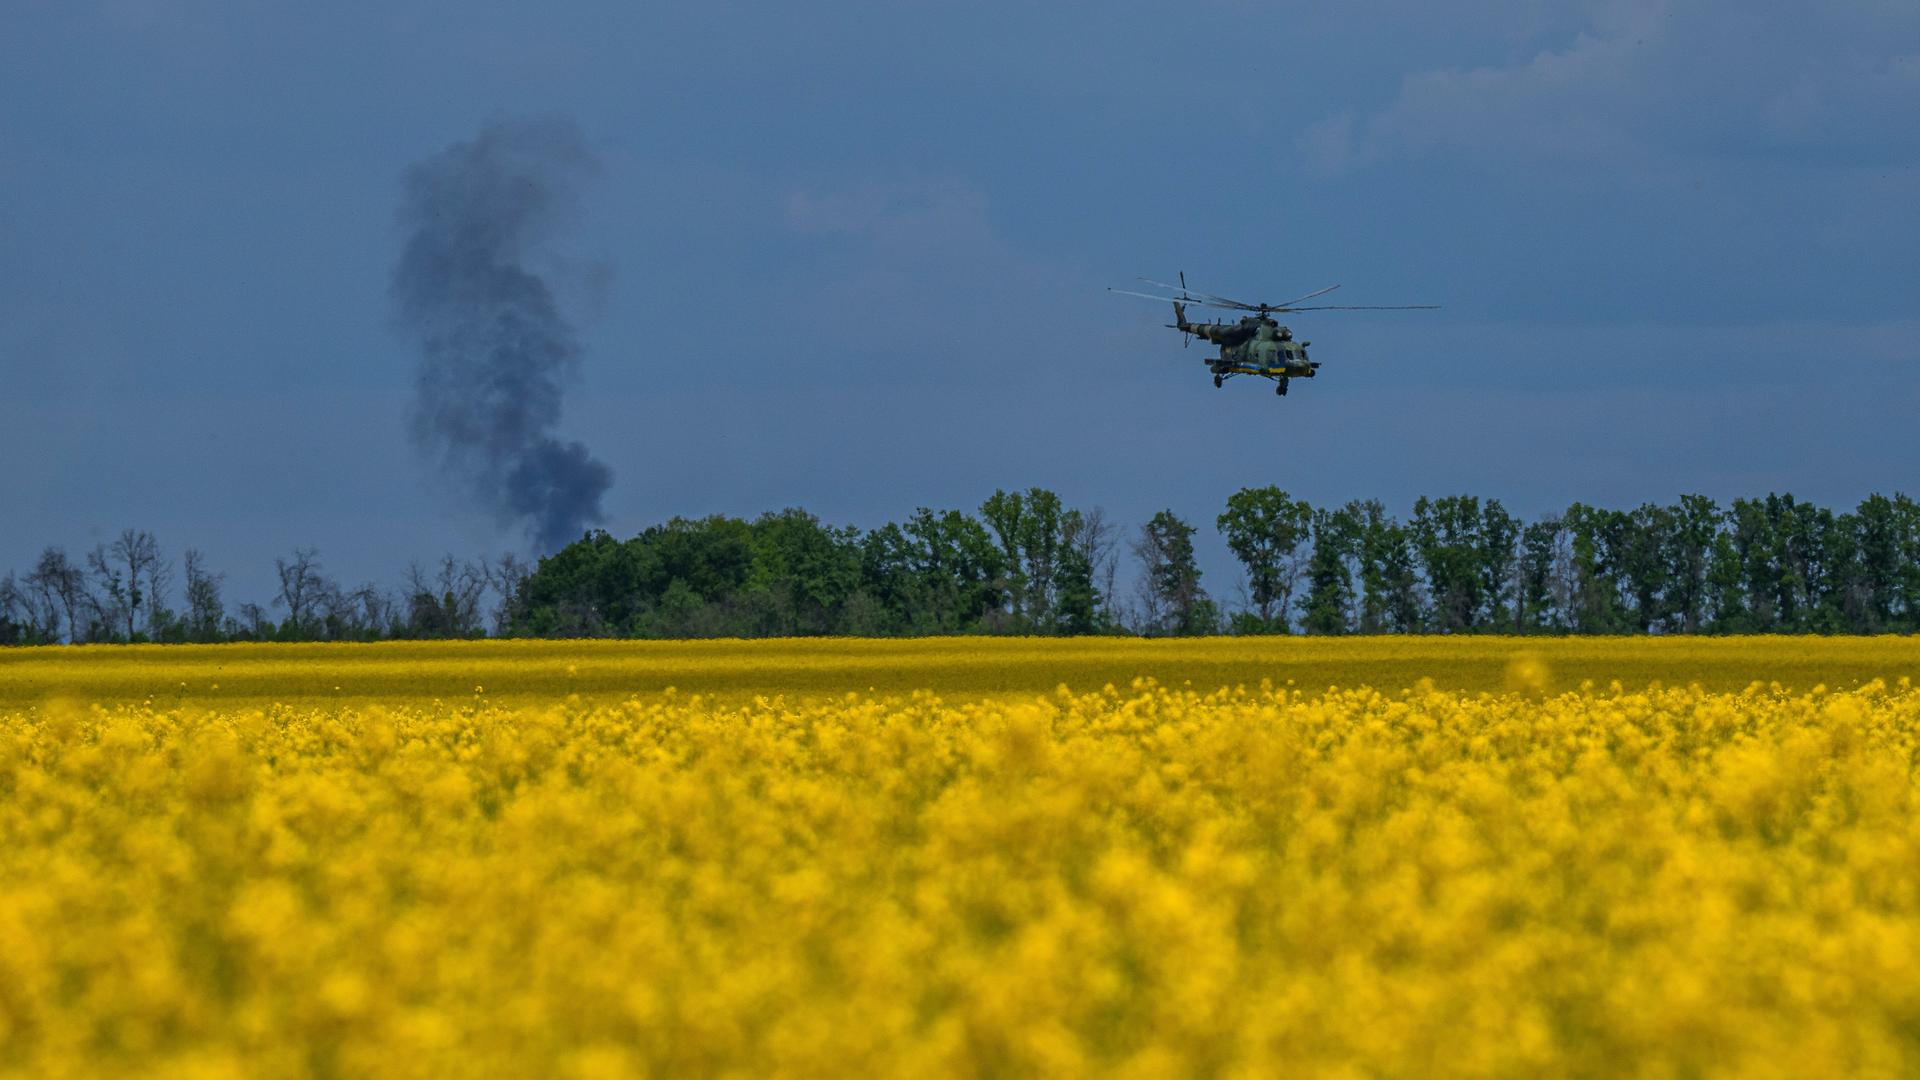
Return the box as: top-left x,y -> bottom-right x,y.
1186,314 -> 1318,380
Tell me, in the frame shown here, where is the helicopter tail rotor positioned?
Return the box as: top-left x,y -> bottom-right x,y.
1170,298 -> 1193,347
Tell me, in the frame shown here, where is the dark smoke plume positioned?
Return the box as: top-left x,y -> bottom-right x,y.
392,117 -> 613,554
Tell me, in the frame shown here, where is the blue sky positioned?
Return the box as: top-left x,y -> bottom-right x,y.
3,0 -> 1916,607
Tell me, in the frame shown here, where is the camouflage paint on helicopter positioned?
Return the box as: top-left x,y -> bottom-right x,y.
1113,275 -> 1436,398
1173,302 -> 1317,393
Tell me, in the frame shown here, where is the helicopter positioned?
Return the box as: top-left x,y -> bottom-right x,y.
1111,274 -> 1437,396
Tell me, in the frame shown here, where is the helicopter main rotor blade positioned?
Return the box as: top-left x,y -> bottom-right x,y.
1108,288 -> 1195,304
1116,282 -> 1440,313
1277,304 -> 1440,311
1269,284 -> 1342,307
1137,277 -> 1191,294
1137,277 -> 1264,309
1173,298 -> 1441,313
1193,292 -> 1266,309
1182,298 -> 1272,312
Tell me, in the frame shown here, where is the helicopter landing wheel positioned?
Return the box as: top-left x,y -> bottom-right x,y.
1276,378 -> 1289,397
1213,374 -> 1223,388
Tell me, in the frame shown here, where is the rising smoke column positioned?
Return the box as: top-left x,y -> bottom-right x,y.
391,117 -> 613,554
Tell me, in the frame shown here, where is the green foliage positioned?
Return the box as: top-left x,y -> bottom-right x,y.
1518,517 -> 1562,633
1348,500 -> 1422,634
1410,496 -> 1493,632
1301,507 -> 1358,635
1135,510 -> 1216,636
1665,495 -> 1720,633
18,491 -> 1920,645
1478,500 -> 1520,632
1216,487 -> 1313,631
979,488 -> 1108,634
1563,503 -> 1632,634
744,509 -> 864,635
514,530 -> 642,636
865,508 -> 1007,634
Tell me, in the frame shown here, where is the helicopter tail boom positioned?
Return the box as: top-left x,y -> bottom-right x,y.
1171,300 -> 1196,348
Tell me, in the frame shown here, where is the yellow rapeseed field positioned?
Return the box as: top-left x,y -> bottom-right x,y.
5,638 -> 1920,1076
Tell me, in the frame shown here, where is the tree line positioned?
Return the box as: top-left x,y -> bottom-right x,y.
0,534 -> 525,645
6,490 -> 1919,644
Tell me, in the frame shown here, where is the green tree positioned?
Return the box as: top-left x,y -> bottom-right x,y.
1216,487 -> 1313,632
1782,497 -> 1841,632
1563,503 -> 1630,633
740,509 -> 863,635
1349,500 -> 1423,633
1133,510 -> 1217,636
978,488 -> 1099,633
1620,503 -> 1674,632
1852,494 -> 1903,631
1410,495 -> 1485,632
856,523 -> 918,634
1478,500 -> 1520,631
1517,517 -> 1562,633
1300,506 -> 1359,634
1726,497 -> 1781,630
512,529 -> 643,636
1705,531 -> 1749,632
1664,495 -> 1720,634
1052,509 -> 1111,635
1897,494 -> 1920,630
638,516 -> 754,609
863,508 -> 1006,634
1850,493 -> 1920,633
979,489 -> 1038,627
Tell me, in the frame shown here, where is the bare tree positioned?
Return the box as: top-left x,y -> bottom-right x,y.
489,552 -> 531,634
1129,550 -> 1164,634
446,556 -> 491,634
403,564 -> 444,637
32,547 -> 97,643
404,555 -> 490,637
1067,507 -> 1121,630
313,579 -> 358,639
345,584 -> 399,638
0,572 -> 34,644
236,601 -> 272,639
1550,526 -> 1577,626
106,529 -> 161,640
182,549 -> 226,642
1069,506 -> 1121,625
85,544 -> 132,641
274,547 -> 326,638
25,552 -> 63,642
140,536 -> 174,638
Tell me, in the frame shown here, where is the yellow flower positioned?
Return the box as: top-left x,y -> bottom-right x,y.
2,639 -> 1918,1075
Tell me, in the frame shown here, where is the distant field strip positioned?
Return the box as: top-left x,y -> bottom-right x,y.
4,636 -> 1919,708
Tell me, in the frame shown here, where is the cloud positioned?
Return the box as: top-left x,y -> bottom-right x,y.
784,178 -> 989,242
772,174 -> 1109,382
1305,0 -> 1920,179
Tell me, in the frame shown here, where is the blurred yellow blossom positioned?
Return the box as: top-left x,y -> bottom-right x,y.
1,641 -> 1919,1075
